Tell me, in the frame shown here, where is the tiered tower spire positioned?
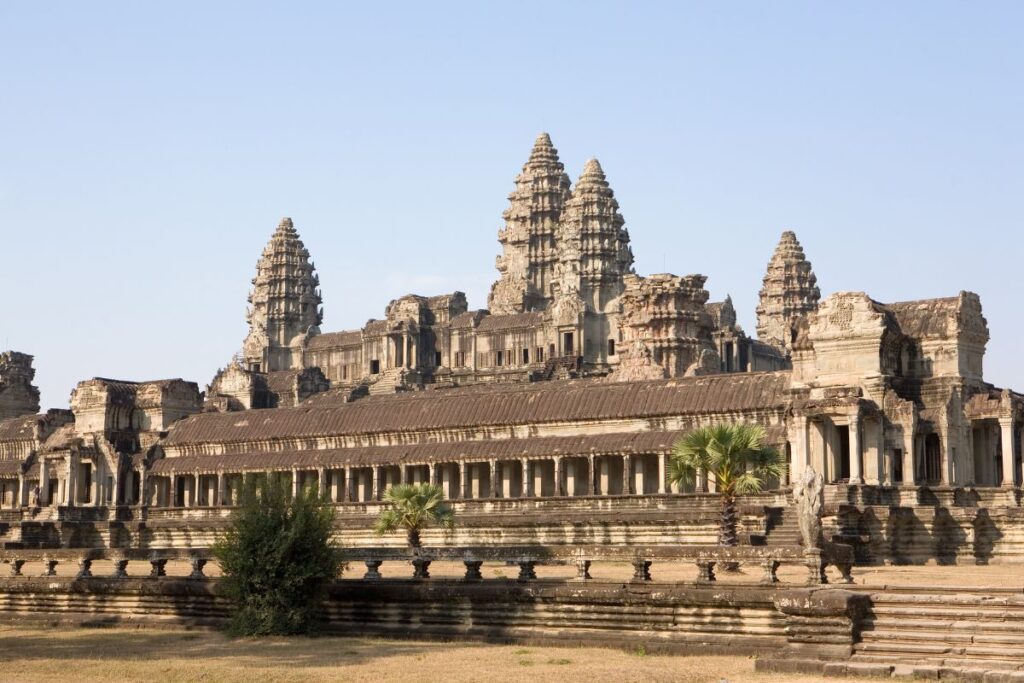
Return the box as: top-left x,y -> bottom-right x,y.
0,351 -> 41,420
755,231 -> 820,352
554,158 -> 633,314
242,218 -> 323,373
487,133 -> 572,314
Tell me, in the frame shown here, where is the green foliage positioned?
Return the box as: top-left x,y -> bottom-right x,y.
373,483 -> 455,549
212,474 -> 341,636
668,423 -> 786,497
669,423 -> 786,552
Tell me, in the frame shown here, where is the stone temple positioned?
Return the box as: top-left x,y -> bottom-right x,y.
0,133 -> 1022,568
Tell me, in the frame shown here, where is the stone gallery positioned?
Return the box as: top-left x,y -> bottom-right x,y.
2,134 -> 1024,678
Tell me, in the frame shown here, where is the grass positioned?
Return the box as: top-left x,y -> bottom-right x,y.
0,627 -> 886,683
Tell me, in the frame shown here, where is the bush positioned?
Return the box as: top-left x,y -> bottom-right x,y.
212,474 -> 341,636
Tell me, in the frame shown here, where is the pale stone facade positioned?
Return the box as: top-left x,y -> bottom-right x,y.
0,134 -> 1021,569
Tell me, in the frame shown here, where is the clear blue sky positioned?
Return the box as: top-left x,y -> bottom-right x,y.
2,2 -> 1022,409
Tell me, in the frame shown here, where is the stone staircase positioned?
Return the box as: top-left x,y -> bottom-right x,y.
850,587 -> 1024,676
762,506 -> 800,546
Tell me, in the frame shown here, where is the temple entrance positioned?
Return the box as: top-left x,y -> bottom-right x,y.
563,332 -> 574,355
925,434 -> 942,484
837,425 -> 851,481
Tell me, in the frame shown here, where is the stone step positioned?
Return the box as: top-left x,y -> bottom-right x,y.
851,654 -> 1023,675
855,640 -> 1024,662
869,605 -> 1024,621
862,628 -> 1024,646
864,618 -> 1024,635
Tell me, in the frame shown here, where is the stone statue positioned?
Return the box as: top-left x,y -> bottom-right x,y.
793,466 -> 824,549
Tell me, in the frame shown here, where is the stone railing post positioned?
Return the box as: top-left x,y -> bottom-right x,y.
761,558 -> 781,584
696,560 -> 716,584
411,558 -> 431,580
463,560 -> 483,581
516,561 -> 536,581
8,559 -> 25,577
111,559 -> 129,579
149,558 -> 167,578
630,558 -> 652,583
44,559 -> 58,577
363,560 -> 383,580
76,558 -> 93,579
189,558 -> 207,579
575,559 -> 592,581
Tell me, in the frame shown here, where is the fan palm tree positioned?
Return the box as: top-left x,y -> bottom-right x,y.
669,423 -> 786,557
373,482 -> 455,549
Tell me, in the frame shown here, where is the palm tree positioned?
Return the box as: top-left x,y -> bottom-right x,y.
373,483 -> 455,549
668,423 -> 786,558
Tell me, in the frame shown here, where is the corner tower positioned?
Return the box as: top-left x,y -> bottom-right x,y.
242,218 -> 323,373
487,133 -> 572,315
755,230 -> 820,352
0,351 -> 41,421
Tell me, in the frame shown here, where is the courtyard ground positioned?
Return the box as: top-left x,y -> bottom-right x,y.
0,627 -> 879,683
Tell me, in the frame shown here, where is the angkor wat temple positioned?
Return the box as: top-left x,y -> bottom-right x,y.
1,133 -> 1021,564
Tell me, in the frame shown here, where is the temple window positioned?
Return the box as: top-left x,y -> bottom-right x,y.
536,347 -> 544,362
369,359 -> 380,375
496,351 -> 503,367
522,349 -> 530,364
435,351 -> 442,366
608,339 -> 616,356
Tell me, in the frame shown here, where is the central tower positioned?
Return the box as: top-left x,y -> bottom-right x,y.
487,133 -> 572,314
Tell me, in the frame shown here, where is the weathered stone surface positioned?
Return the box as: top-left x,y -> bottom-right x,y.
756,230 -> 820,352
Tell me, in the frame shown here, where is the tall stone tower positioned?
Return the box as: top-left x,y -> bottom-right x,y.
242,218 -> 323,373
487,133 -> 572,315
554,158 -> 634,313
0,351 -> 41,421
755,231 -> 820,352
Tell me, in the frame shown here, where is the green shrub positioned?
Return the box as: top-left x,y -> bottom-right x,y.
212,474 -> 341,636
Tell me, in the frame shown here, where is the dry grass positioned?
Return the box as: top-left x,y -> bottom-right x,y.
0,627 -> 879,683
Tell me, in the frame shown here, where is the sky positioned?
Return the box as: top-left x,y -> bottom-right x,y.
1,2 -> 1022,409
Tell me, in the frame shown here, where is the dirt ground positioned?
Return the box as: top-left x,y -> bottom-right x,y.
0,627 -> 881,683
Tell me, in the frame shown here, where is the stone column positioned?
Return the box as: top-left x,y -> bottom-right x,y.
90,464 -> 100,507
789,416 -> 809,484
489,459 -> 499,498
67,454 -> 79,506
565,460 -> 576,497
587,455 -> 596,495
554,456 -> 563,497
598,457 -> 610,495
521,459 -> 530,497
217,472 -> 226,506
849,415 -> 863,484
291,469 -> 300,499
1000,418 -> 1016,488
371,467 -> 380,501
622,455 -> 633,495
657,452 -> 667,494
38,458 -> 49,506
533,461 -> 545,497
317,468 -> 327,498
902,429 -> 915,486
459,462 -> 468,498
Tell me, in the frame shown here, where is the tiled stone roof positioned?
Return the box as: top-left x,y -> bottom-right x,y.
882,297 -> 962,339
164,373 -> 791,445
476,312 -> 545,332
0,414 -> 41,442
306,331 -> 362,349
152,431 -> 689,473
